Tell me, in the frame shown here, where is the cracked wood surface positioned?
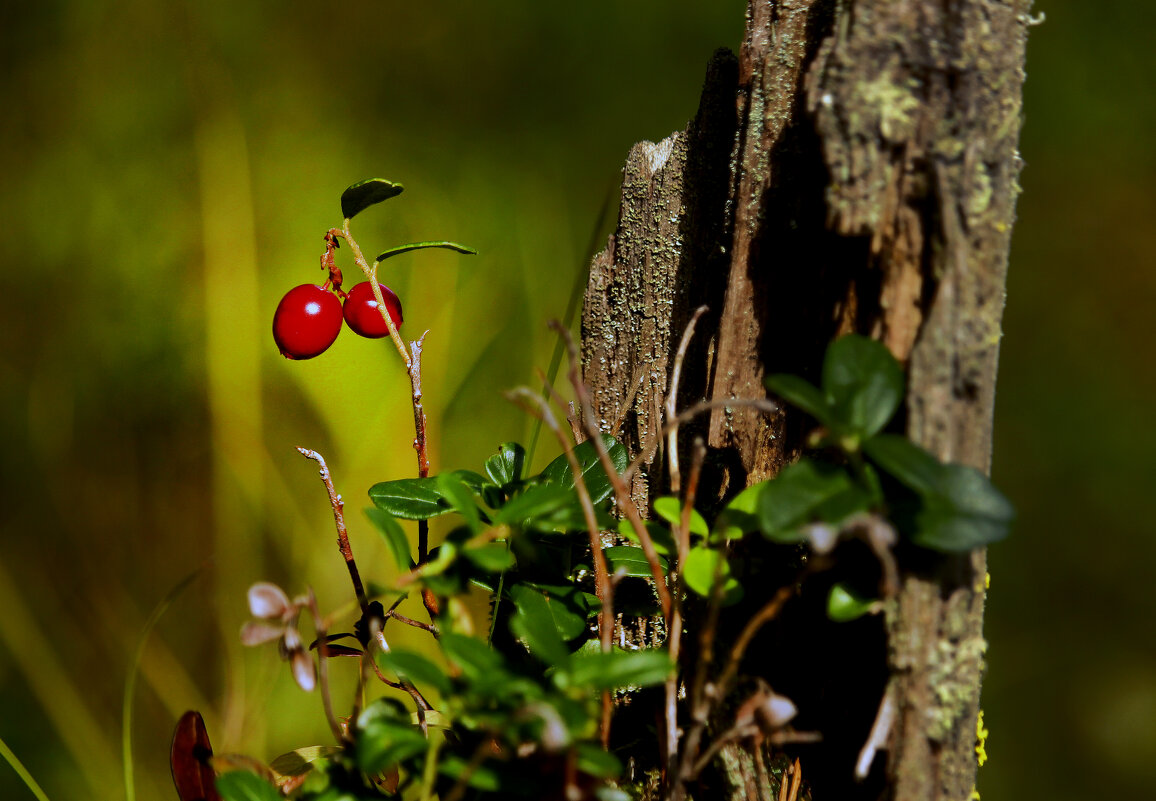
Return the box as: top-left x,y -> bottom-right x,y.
581,1 -> 1031,798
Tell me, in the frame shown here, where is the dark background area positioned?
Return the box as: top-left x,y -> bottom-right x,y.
0,2 -> 1151,799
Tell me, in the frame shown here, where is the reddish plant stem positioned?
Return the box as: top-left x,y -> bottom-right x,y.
550,321 -> 673,622
331,225 -> 438,620
508,384 -> 616,746
297,448 -> 369,615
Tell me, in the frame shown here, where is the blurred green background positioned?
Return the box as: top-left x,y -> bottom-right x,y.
0,2 -> 1151,800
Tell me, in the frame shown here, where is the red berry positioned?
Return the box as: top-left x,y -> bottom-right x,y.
343,281 -> 404,339
272,284 -> 342,360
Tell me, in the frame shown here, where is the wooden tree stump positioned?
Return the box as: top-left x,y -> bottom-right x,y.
582,1 -> 1032,798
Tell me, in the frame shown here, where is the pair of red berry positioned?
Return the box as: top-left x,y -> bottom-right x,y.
273,281 -> 403,360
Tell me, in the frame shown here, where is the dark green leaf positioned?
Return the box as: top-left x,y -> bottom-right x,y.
463,541 -> 515,572
355,726 -> 426,776
374,241 -> 477,263
440,633 -> 503,679
862,434 -> 945,494
682,547 -> 743,605
758,459 -> 872,542
617,518 -> 677,556
536,500 -> 616,533
603,545 -> 667,578
509,586 -> 570,664
865,435 -> 1013,551
495,483 -> 573,525
485,442 -> 526,487
452,470 -> 489,493
822,334 -> 905,438
437,472 -> 483,532
340,178 -> 403,219
510,583 -> 590,640
439,757 -> 502,791
376,649 -> 452,697
653,496 -> 709,537
576,744 -> 622,778
827,583 -> 879,622
216,772 -> 281,801
765,373 -> 831,425
364,508 -> 414,571
911,463 -> 1014,552
541,434 -> 627,505
369,477 -> 452,520
564,650 -> 672,691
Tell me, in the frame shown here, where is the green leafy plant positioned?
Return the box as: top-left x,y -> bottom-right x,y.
167,180 -> 1012,801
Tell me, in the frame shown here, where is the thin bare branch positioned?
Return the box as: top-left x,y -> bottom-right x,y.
665,305 -> 708,496
549,320 -> 673,622
507,385 -> 617,745
297,448 -> 368,615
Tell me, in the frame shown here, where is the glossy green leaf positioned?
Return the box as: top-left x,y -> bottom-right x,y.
822,334 -> 905,438
682,547 -> 743,605
617,519 -> 676,556
653,496 -> 709,537
827,583 -> 879,622
495,483 -> 573,525
374,240 -> 478,263
368,477 -> 453,520
376,649 -> 452,697
364,508 -> 415,571
541,434 -> 627,505
463,541 -> 515,572
439,633 -> 503,679
765,373 -> 831,424
714,481 -> 766,540
216,772 -> 282,801
439,757 -> 502,791
862,434 -> 944,494
512,583 -> 590,640
509,586 -> 570,664
437,472 -> 482,532
864,435 -> 1013,551
563,650 -> 672,691
911,463 -> 1014,552
355,699 -> 427,775
576,744 -> 623,778
603,545 -> 667,578
340,178 -> 403,219
758,459 -> 872,542
452,469 -> 489,493
485,442 -> 526,487
536,500 -> 617,533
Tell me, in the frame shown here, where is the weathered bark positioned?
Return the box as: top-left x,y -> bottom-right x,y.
581,1 -> 1031,799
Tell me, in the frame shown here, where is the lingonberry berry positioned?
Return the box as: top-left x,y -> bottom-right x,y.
272,284 -> 343,359
343,281 -> 404,339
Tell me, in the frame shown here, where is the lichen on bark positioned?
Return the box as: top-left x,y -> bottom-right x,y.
580,1 -> 1032,799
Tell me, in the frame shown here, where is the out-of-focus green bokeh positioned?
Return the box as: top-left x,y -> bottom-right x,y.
0,2 -> 1151,800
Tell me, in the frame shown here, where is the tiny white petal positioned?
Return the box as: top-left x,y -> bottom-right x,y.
240,621 -> 285,646
291,650 -> 317,692
764,694 -> 798,728
248,582 -> 291,619
807,523 -> 838,555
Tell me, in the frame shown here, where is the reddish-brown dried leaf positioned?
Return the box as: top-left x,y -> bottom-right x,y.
171,710 -> 220,801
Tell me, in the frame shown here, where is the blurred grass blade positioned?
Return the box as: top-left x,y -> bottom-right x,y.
123,568 -> 204,801
0,735 -> 52,801
525,187 -> 614,469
